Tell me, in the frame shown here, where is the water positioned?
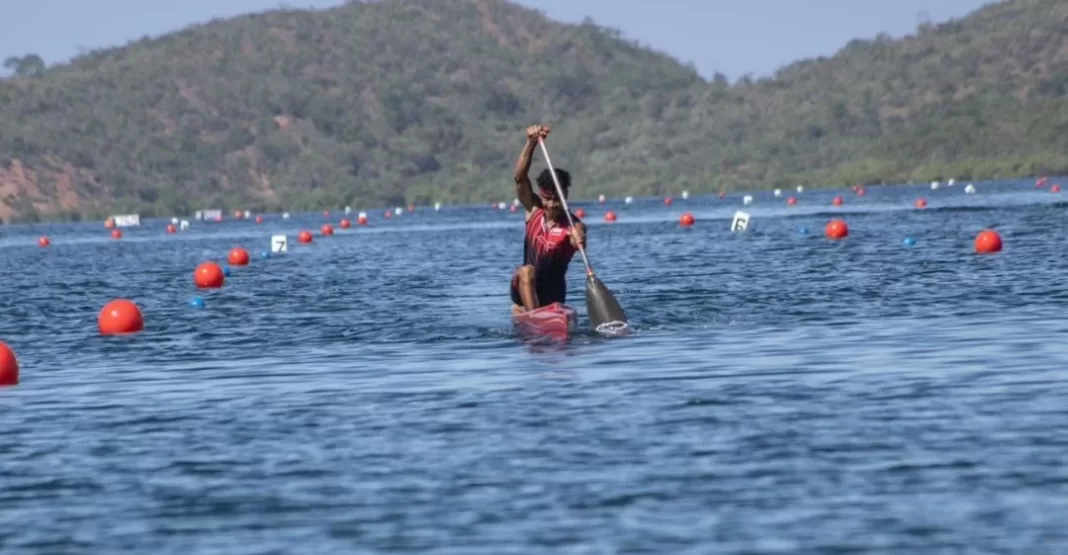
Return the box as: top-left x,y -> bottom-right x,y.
3,179 -> 1068,553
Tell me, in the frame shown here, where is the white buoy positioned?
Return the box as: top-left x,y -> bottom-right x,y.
965,184 -> 976,194
433,202 -> 441,211
271,234 -> 288,253
179,220 -> 190,231
796,185 -> 805,193
394,206 -> 403,215
731,211 -> 750,232
624,196 -> 633,204
243,210 -> 251,219
344,206 -> 352,215
497,202 -> 506,210
773,188 -> 782,197
598,194 -> 606,203
358,211 -> 367,219
948,178 -> 956,186
743,195 -> 753,205
681,190 -> 689,200
513,198 -> 520,206
931,181 -> 940,190
282,212 -> 291,220
170,217 -> 179,225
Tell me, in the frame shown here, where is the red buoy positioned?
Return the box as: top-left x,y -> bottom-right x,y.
321,224 -> 334,236
1052,184 -> 1061,193
228,247 -> 250,266
357,215 -> 368,226
679,213 -> 695,227
915,198 -> 927,209
38,236 -> 50,247
832,196 -> 844,206
98,299 -> 144,335
255,215 -> 264,224
340,218 -> 351,229
975,229 -> 1002,254
194,261 -> 225,288
786,196 -> 797,206
166,224 -> 177,234
664,197 -> 673,206
825,219 -> 849,240
575,208 -> 586,219
0,341 -> 18,386
111,229 -> 123,240
105,218 -> 115,229
298,230 -> 313,244
856,188 -> 866,196
604,211 -> 617,222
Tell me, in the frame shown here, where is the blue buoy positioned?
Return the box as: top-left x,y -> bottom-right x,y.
903,237 -> 916,247
260,251 -> 270,259
222,265 -> 231,277
189,297 -> 205,308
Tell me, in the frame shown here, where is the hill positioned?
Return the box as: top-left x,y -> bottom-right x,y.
0,0 -> 1066,222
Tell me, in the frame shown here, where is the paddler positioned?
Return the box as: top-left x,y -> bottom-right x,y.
510,124 -> 586,314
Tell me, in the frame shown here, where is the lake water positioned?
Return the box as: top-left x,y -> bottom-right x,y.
3,179 -> 1068,553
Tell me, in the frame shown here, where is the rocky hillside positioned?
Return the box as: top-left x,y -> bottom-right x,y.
0,0 -> 1065,221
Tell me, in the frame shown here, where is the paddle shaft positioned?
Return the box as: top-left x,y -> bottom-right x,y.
537,138 -> 594,276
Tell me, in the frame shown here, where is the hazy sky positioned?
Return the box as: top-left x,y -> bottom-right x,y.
2,0 -> 994,80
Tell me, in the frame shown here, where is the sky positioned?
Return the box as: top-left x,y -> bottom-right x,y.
1,0 -> 995,80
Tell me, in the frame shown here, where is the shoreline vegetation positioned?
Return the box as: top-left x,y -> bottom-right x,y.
1,0 -> 1067,223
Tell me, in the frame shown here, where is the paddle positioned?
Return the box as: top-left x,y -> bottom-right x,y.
537,138 -> 629,335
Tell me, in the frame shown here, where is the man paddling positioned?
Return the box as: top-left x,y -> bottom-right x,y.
510,124 -> 587,314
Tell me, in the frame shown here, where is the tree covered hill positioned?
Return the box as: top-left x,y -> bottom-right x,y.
0,0 -> 1066,222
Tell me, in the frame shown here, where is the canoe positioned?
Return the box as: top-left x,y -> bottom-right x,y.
512,302 -> 577,341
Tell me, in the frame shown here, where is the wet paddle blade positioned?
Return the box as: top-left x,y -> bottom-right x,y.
585,274 -> 629,335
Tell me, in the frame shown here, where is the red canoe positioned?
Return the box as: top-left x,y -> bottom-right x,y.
512,302 -> 578,341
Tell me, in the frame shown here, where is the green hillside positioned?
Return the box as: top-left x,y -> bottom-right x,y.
0,0 -> 1066,222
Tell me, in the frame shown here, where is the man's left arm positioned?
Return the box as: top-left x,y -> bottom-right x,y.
570,222 -> 586,249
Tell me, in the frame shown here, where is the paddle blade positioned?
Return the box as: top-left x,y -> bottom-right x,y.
585,274 -> 629,335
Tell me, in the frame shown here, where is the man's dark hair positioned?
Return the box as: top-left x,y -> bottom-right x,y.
536,168 -> 571,195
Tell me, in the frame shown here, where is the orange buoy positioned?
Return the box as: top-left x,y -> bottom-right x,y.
679,212 -> 695,227
786,196 -> 797,206
825,219 -> 849,240
166,224 -> 177,233
575,208 -> 586,219
105,218 -> 115,229
111,229 -> 123,240
1052,184 -> 1061,193
832,195 -> 844,206
975,229 -> 1002,254
255,215 -> 264,224
194,261 -> 225,288
98,299 -> 144,335
321,224 -> 334,236
604,211 -> 617,222
915,198 -> 928,209
38,236 -> 50,247
0,341 -> 18,386
357,215 -> 368,226
664,197 -> 673,206
228,247 -> 250,266
298,230 -> 313,244
340,218 -> 352,229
